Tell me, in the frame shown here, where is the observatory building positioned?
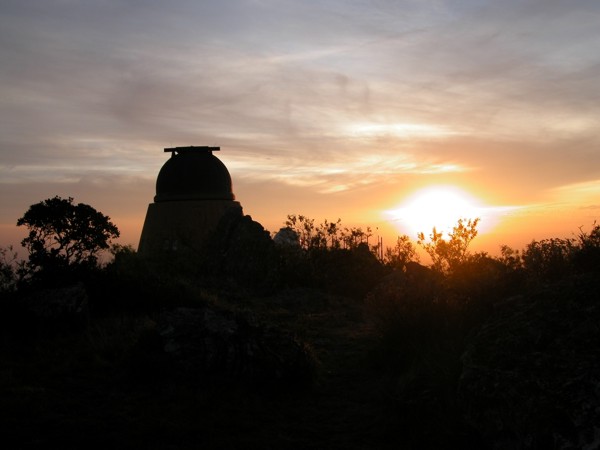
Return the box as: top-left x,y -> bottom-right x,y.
138,146 -> 242,256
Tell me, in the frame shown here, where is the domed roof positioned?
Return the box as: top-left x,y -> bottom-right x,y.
154,146 -> 235,202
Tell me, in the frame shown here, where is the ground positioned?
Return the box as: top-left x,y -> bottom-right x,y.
0,287 -> 480,450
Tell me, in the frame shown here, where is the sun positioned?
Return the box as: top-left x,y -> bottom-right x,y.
386,185 -> 484,239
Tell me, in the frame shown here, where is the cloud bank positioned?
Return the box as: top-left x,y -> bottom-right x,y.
1,0 -> 599,247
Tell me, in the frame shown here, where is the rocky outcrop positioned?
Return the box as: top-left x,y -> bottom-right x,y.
273,227 -> 300,248
459,275 -> 600,449
207,211 -> 279,292
157,306 -> 315,386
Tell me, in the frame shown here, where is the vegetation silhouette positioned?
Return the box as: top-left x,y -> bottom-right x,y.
16,196 -> 119,285
1,198 -> 600,449
417,218 -> 479,274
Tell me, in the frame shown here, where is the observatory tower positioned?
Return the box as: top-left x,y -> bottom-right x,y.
138,146 -> 242,255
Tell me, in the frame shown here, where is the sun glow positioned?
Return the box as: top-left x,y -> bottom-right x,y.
386,186 -> 486,239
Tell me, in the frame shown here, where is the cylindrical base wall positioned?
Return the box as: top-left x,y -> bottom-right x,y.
138,200 -> 242,256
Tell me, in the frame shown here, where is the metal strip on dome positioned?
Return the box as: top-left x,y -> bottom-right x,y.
164,146 -> 220,155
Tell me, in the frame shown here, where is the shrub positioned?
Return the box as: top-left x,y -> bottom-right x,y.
383,235 -> 419,270
573,222 -> 600,272
0,245 -> 24,293
366,264 -> 446,365
522,237 -> 575,280
418,218 -> 479,274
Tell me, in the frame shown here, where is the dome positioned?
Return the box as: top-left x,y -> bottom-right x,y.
154,147 -> 235,202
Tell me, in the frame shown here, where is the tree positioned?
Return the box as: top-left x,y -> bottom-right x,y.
417,218 -> 479,273
17,196 -> 120,275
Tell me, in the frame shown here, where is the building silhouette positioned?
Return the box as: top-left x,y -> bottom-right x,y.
138,146 -> 242,255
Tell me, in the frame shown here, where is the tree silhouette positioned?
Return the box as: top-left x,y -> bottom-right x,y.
17,196 -> 119,276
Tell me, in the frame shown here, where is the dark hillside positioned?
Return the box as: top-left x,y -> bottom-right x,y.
0,281 -> 484,449
2,219 -> 599,449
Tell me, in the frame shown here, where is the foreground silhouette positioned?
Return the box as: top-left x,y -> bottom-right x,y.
1,209 -> 599,449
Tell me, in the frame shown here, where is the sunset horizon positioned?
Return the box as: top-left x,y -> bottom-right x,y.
2,4 -> 600,446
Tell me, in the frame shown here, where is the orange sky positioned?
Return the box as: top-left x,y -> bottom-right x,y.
1,1 -> 599,257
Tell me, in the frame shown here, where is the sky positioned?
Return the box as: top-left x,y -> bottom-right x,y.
1,0 -> 599,255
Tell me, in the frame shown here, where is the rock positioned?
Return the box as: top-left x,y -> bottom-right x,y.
157,306 -> 315,386
206,211 -> 279,292
458,275 -> 600,449
273,227 -> 300,248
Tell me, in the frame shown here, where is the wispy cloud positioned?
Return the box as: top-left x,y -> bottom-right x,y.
1,0 -> 599,246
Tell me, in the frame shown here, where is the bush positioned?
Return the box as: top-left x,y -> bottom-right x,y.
522,238 -> 575,280
0,246 -> 23,293
573,222 -> 600,273
366,264 -> 446,366
309,244 -> 386,299
87,247 -> 208,315
418,218 -> 479,274
383,235 -> 419,270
